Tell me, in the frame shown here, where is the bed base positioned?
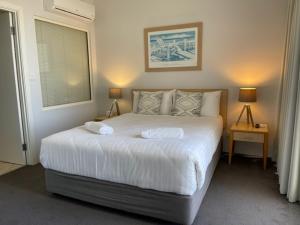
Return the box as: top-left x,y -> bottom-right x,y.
45,142 -> 221,225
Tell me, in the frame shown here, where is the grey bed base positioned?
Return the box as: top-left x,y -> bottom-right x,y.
45,142 -> 222,225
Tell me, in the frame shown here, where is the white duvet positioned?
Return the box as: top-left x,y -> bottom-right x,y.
40,113 -> 223,195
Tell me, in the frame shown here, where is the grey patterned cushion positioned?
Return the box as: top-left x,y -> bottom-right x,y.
137,91 -> 163,115
172,91 -> 203,116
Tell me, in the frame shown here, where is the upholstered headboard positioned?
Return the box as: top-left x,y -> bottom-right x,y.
131,89 -> 228,128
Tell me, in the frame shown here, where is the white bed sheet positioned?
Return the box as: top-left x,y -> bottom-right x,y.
40,113 -> 223,195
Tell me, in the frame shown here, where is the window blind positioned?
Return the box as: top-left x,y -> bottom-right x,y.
35,20 -> 91,107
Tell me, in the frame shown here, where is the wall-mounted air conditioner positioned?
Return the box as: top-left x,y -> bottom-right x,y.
44,0 -> 95,23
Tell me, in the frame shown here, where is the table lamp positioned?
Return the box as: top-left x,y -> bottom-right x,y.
108,88 -> 122,117
236,88 -> 256,127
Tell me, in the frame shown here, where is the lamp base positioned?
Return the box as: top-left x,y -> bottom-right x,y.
236,104 -> 255,127
108,99 -> 120,118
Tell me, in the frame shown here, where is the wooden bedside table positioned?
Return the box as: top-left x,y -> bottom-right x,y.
94,115 -> 108,122
95,114 -> 118,121
228,122 -> 269,169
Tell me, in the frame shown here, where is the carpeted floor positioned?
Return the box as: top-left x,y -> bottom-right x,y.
0,156 -> 299,225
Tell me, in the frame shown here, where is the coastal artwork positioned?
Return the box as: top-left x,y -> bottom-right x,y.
144,22 -> 202,72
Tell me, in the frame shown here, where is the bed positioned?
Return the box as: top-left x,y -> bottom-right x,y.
41,89 -> 228,225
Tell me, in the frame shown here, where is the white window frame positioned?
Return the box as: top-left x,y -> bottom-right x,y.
34,16 -> 94,111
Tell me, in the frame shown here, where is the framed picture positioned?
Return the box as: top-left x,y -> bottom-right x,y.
144,22 -> 202,72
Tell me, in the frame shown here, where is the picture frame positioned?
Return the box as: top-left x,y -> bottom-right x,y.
144,22 -> 202,72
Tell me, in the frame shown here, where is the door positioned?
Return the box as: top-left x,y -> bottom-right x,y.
0,10 -> 26,165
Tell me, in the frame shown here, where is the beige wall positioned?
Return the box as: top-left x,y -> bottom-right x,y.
94,0 -> 288,158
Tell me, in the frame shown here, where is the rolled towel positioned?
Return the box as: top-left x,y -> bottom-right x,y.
85,121 -> 114,135
141,128 -> 184,139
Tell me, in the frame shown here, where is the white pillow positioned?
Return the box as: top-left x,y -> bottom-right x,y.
132,91 -> 140,113
160,89 -> 176,115
132,90 -> 175,115
200,91 -> 221,117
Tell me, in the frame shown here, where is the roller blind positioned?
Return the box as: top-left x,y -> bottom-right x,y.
35,20 -> 91,107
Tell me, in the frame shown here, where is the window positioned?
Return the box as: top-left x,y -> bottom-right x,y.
35,19 -> 91,107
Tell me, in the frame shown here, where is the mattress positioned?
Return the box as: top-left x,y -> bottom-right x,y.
40,113 -> 223,195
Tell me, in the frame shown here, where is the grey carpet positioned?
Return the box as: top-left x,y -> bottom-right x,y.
0,156 -> 299,225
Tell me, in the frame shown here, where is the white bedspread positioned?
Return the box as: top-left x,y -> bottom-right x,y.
40,113 -> 223,195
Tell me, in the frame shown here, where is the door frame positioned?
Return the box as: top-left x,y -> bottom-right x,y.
0,2 -> 31,165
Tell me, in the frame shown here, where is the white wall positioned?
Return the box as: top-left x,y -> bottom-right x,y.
94,0 -> 288,158
0,0 -> 99,164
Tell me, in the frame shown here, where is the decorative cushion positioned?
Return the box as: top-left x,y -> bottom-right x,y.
133,90 -> 175,114
137,91 -> 163,115
172,91 -> 203,116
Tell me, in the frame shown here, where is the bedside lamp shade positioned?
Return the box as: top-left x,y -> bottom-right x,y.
236,87 -> 257,127
108,88 -> 122,118
109,88 -> 122,99
239,88 -> 256,102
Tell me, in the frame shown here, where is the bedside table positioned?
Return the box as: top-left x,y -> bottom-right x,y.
94,115 -> 108,122
95,114 -> 118,121
228,122 -> 269,169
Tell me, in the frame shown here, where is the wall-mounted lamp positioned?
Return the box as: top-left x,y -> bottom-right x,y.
236,88 -> 257,127
108,88 -> 122,117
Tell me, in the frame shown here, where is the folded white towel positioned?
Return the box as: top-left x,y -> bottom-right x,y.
85,122 -> 114,135
141,128 -> 184,139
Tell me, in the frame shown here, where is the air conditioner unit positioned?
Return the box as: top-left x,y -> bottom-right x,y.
44,0 -> 95,23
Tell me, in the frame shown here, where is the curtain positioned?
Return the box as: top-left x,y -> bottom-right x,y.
277,0 -> 300,203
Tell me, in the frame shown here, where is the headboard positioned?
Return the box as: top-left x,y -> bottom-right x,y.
131,89 -> 228,128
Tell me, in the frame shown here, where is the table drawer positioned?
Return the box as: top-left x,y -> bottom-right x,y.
233,132 -> 264,143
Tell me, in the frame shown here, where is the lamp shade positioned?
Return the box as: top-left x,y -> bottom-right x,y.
109,88 -> 122,99
239,88 -> 256,102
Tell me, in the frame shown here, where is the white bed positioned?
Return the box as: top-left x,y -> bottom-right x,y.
41,88 -> 228,225
41,113 -> 223,196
